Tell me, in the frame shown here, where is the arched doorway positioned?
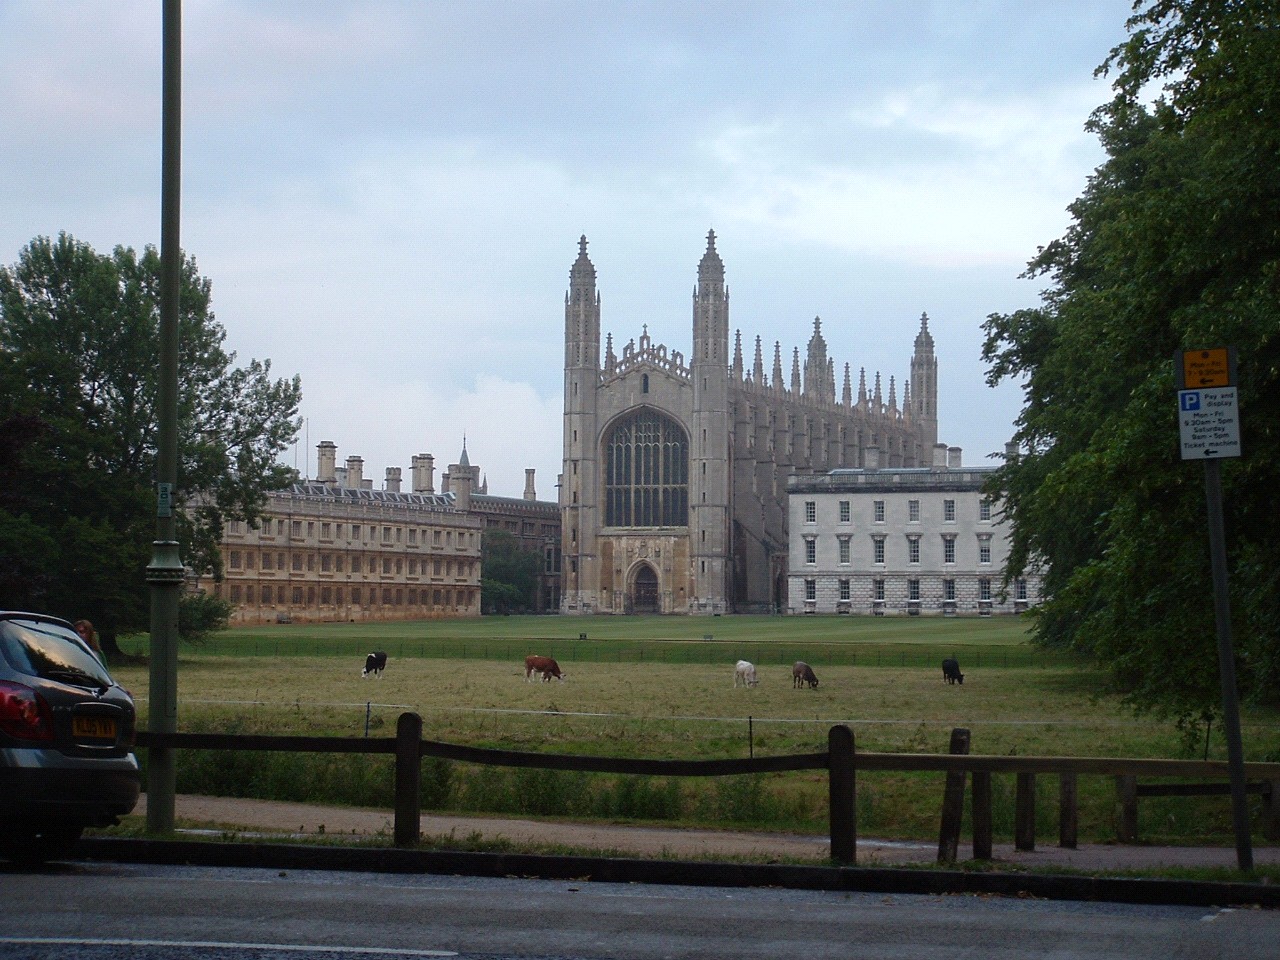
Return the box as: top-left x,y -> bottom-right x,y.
631,564 -> 660,613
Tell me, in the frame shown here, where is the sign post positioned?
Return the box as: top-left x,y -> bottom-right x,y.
1175,347 -> 1251,872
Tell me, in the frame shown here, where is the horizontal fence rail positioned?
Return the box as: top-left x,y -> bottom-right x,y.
136,720 -> 1280,864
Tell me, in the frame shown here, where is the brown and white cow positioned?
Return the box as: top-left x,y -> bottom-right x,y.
524,654 -> 565,682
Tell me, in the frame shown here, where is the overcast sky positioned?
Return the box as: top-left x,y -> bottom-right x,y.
1,1 -> 1135,499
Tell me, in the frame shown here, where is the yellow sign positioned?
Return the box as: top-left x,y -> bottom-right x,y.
1183,348 -> 1231,388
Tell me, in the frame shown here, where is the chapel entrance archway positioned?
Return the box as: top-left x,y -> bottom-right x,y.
631,564 -> 660,613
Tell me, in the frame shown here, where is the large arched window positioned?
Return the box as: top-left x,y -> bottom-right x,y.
604,409 -> 688,527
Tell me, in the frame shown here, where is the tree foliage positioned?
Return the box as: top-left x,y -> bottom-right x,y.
982,0 -> 1280,726
480,530 -> 543,614
0,233 -> 301,648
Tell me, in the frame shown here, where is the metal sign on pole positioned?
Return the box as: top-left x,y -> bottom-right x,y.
1174,347 -> 1252,872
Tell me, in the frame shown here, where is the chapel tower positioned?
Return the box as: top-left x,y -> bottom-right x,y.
689,230 -> 731,612
562,235 -> 602,610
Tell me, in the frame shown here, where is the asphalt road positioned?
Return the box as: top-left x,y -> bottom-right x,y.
2,860 -> 1277,959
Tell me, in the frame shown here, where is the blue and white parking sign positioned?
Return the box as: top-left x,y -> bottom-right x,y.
1177,387 -> 1240,460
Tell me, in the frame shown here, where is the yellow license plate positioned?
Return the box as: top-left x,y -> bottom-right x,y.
73,717 -> 116,739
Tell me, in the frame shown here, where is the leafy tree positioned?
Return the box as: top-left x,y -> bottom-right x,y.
982,0 -> 1280,730
0,233 -> 301,653
480,530 -> 542,614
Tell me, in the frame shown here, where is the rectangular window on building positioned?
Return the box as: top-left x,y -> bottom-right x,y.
230,585 -> 242,602
321,554 -> 331,572
908,536 -> 920,564
980,498 -> 992,521
944,499 -> 956,522
805,538 -> 817,564
351,525 -> 361,541
979,536 -> 992,564
1016,578 -> 1028,600
873,578 -> 885,601
839,500 -> 850,523
805,501 -> 816,523
383,558 -> 392,574
229,520 -> 243,535
321,523 -> 331,539
943,535 -> 956,564
839,578 -> 850,601
908,578 -> 920,601
874,500 -> 885,522
321,587 -> 332,604
408,528 -> 417,544
276,553 -> 285,570
804,579 -> 816,601
944,578 -> 956,601
351,587 -> 361,605
838,537 -> 850,565
291,520 -> 301,537
908,499 -> 920,522
979,577 -> 992,601
873,536 -> 885,564
292,587 -> 303,605
383,526 -> 392,543
307,522 -> 314,537
292,554 -> 302,572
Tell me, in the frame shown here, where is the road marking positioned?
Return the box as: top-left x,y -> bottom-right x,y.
0,939 -> 457,956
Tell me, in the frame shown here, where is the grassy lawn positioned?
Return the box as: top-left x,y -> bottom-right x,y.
109,615 -> 1280,847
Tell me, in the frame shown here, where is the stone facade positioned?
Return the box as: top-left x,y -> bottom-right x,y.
560,232 -> 940,615
203,441 -> 560,624
786,461 -> 1042,616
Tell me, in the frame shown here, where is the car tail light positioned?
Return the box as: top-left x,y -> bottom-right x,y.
0,680 -> 54,741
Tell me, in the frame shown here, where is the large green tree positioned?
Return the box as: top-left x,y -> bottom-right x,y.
982,0 -> 1280,728
480,530 -> 543,615
0,233 -> 302,651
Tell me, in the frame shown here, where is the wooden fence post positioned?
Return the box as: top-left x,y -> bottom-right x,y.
1015,772 -> 1036,851
394,712 -> 423,848
828,724 -> 856,864
1266,781 -> 1280,842
1116,775 -> 1138,843
937,728 -> 970,864
971,770 -> 992,860
1059,772 -> 1078,849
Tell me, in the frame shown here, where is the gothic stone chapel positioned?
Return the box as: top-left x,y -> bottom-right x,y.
560,231 -> 940,615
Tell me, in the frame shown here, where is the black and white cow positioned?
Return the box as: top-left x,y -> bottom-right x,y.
362,651 -> 388,678
942,657 -> 964,685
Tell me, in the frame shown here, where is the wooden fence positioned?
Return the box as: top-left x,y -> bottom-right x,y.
137,716 -> 1280,864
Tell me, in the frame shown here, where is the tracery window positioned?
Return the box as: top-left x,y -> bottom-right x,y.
604,409 -> 688,527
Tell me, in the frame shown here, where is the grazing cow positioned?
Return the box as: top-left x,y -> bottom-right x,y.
524,654 -> 565,683
792,661 -> 819,689
362,651 -> 388,679
734,660 -> 759,688
942,657 -> 964,685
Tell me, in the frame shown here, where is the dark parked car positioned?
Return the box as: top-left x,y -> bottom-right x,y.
0,612 -> 140,862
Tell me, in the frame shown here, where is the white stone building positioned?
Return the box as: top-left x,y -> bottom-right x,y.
786,452 -> 1041,616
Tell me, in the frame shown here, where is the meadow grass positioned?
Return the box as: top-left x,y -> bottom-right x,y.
110,621 -> 1280,846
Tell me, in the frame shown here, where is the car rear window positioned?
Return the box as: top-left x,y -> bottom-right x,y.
0,619 -> 115,689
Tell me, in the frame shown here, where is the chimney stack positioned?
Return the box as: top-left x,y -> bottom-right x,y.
933,443 -> 948,469
345,456 -> 363,489
947,446 -> 962,469
524,468 -> 537,501
411,454 -> 436,494
316,441 -> 337,484
385,467 -> 402,493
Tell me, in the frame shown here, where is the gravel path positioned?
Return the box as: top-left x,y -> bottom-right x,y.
132,793 -> 1278,873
